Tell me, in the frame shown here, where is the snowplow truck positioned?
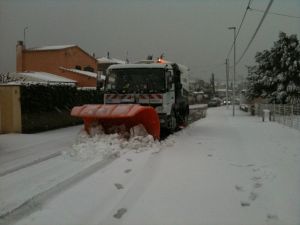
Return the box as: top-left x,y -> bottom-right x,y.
71,59 -> 189,139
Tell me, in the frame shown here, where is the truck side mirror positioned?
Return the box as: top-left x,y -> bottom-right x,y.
165,71 -> 173,91
165,71 -> 173,83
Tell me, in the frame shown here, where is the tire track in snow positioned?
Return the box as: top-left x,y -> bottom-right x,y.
0,153 -> 118,225
0,152 -> 61,177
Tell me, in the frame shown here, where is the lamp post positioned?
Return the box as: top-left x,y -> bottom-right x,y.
23,26 -> 28,46
225,58 -> 229,109
228,26 -> 236,117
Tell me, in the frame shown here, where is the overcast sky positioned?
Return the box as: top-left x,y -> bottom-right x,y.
0,0 -> 299,82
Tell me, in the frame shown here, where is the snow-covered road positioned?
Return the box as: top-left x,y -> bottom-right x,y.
2,107 -> 300,225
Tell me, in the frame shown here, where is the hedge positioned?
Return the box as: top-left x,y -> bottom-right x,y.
20,84 -> 103,133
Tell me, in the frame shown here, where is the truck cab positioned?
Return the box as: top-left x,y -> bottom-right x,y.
104,59 -> 189,131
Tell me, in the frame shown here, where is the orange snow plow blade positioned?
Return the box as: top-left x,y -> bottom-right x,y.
71,104 -> 160,139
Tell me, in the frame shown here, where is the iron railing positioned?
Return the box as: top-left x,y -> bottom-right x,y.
256,104 -> 300,131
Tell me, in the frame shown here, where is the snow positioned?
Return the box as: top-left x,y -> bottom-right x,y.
189,103 -> 207,110
0,125 -> 163,218
10,71 -> 77,83
108,63 -> 168,70
97,57 -> 126,64
66,125 -> 161,161
1,107 -> 300,225
28,45 -> 76,51
60,67 -> 103,79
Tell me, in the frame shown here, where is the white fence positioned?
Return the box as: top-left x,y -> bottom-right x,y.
256,104 -> 300,131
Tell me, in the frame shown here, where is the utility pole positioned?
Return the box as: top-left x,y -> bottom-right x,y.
228,26 -> 236,117
23,26 -> 28,46
225,58 -> 229,109
210,73 -> 215,97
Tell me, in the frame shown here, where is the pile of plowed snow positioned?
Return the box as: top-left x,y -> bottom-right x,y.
64,125 -> 174,161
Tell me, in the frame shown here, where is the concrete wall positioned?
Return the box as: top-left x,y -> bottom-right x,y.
0,85 -> 22,133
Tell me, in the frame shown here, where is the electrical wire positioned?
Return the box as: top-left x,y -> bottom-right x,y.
236,0 -> 274,65
249,7 -> 300,19
226,0 -> 253,59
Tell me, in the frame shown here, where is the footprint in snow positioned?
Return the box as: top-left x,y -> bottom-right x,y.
249,192 -> 258,201
114,183 -> 124,190
124,169 -> 132,174
240,201 -> 251,207
230,163 -> 254,168
235,185 -> 244,192
252,168 -> 260,172
113,208 -> 127,219
251,176 -> 262,182
253,182 -> 263,189
267,213 -> 279,221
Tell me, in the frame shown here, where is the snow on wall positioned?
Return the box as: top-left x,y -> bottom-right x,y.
13,72 -> 77,83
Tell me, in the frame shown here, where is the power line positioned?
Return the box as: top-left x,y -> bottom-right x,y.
226,0 -> 253,59
249,7 -> 300,19
236,0 -> 274,65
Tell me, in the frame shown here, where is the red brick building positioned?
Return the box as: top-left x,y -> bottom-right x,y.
16,41 -> 98,87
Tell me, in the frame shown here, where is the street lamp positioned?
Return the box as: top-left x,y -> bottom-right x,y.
225,58 -> 229,109
23,26 -> 28,46
228,26 -> 236,117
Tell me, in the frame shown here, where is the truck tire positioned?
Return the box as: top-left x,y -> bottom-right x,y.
183,111 -> 189,126
168,110 -> 177,133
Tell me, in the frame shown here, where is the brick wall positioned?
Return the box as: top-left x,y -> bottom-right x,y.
59,69 -> 96,87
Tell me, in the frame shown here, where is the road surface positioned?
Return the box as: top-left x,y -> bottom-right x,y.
1,107 -> 300,225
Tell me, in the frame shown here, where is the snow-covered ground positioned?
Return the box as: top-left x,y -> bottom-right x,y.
1,107 -> 300,225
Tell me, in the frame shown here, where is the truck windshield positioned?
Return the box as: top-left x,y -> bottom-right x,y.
105,68 -> 166,93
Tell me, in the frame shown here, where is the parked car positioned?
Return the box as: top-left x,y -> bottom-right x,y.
208,98 -> 221,107
223,99 -> 231,105
240,104 -> 249,112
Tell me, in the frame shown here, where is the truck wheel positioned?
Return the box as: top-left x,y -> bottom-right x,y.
183,113 -> 189,126
178,108 -> 189,127
169,110 -> 177,133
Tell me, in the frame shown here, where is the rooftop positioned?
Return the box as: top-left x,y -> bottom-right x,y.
9,72 -> 76,85
60,67 -> 105,80
27,45 -> 76,51
97,57 -> 126,64
12,71 -> 77,83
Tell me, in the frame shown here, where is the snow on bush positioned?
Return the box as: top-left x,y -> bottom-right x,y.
64,124 -> 173,161
246,32 -> 300,103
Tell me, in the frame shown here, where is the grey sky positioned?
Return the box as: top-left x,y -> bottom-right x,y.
0,0 -> 299,82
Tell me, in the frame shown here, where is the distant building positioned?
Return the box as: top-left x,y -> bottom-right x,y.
215,88 -> 232,99
16,41 -> 97,87
59,67 -> 105,88
97,53 -> 126,75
